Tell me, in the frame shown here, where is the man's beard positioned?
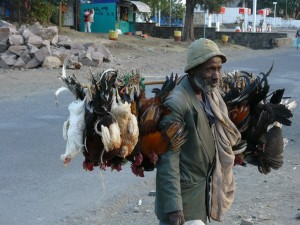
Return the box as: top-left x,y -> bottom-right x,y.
192,76 -> 218,93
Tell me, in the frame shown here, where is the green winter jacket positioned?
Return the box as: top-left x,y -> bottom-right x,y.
155,75 -> 216,224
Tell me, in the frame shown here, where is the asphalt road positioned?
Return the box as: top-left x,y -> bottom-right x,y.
0,47 -> 299,225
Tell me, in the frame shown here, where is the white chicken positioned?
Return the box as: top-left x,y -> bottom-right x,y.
56,55 -> 87,166
61,97 -> 87,165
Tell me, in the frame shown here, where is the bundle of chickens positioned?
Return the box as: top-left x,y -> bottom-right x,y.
56,55 -> 187,177
219,64 -> 296,174
56,56 -> 296,177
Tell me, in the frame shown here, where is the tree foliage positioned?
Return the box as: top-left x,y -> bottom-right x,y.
238,0 -> 272,10
6,0 -> 59,25
275,0 -> 300,19
183,0 -> 234,42
28,0 -> 56,24
172,0 -> 186,22
142,0 -> 185,21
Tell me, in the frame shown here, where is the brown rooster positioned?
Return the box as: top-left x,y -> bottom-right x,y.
136,74 -> 178,118
139,105 -> 187,164
129,73 -> 188,177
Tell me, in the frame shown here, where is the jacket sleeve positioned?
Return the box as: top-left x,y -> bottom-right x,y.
156,93 -> 187,213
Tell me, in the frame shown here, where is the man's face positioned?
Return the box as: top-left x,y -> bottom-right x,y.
189,56 -> 223,93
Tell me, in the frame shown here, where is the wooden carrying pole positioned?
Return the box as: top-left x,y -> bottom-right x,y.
144,75 -> 183,85
144,80 -> 165,85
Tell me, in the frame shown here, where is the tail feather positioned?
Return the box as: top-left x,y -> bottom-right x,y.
62,55 -> 72,78
284,100 -> 297,110
56,55 -> 86,103
271,104 -> 293,126
155,73 -> 178,102
100,125 -> 111,152
139,105 -> 161,135
269,89 -> 285,104
163,122 -> 187,150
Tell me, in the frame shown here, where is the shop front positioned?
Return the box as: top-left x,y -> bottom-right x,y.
79,0 -> 151,34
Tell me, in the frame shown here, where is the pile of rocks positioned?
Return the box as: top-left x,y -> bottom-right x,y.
0,20 -> 112,69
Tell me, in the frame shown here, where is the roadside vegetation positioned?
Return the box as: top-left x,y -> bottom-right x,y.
3,0 -> 300,42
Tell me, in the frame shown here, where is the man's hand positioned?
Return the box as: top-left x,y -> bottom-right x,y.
169,210 -> 185,225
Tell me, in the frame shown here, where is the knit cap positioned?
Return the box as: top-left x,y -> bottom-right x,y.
184,38 -> 227,72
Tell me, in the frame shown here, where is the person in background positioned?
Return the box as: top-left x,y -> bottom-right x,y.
155,38 -> 243,225
84,9 -> 91,33
89,8 -> 95,32
247,22 -> 252,32
121,7 -> 128,21
295,28 -> 300,50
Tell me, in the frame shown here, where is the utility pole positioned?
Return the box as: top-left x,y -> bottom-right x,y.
252,0 -> 257,32
273,2 -> 277,27
273,2 -> 277,18
158,1 -> 161,26
204,10 -> 208,38
169,0 -> 172,26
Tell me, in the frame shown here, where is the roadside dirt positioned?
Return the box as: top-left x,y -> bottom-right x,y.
0,27 -> 288,102
0,28 -> 298,225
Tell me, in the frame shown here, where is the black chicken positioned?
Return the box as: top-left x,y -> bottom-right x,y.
221,65 -> 296,174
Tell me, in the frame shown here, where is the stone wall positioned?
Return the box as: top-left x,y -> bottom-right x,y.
135,22 -> 288,49
0,21 -> 112,69
215,31 -> 288,49
194,27 -> 216,40
135,23 -> 215,40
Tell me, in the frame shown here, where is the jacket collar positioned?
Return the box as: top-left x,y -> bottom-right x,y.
180,75 -> 214,162
180,75 -> 204,114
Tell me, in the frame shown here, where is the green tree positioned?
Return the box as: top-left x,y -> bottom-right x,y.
27,0 -> 56,24
142,0 -> 185,23
169,0 -> 185,24
7,0 -> 60,25
276,0 -> 300,19
174,0 -> 186,20
4,0 -> 27,23
238,0 -> 273,10
182,0 -> 196,42
291,0 -> 300,19
182,0 -> 234,42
